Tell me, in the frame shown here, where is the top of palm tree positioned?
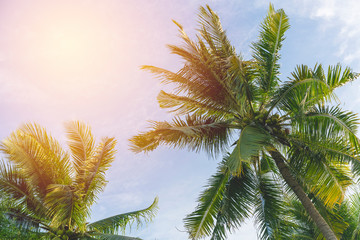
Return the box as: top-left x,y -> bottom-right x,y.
130,4 -> 360,240
0,121 -> 158,239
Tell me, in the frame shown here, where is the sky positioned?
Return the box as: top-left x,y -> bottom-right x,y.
1,0 -> 360,239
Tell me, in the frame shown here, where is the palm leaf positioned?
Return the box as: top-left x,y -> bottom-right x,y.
210,162 -> 255,240
252,4 -> 290,101
83,137 -> 117,206
227,125 -> 271,175
0,161 -> 45,218
253,171 -> 287,240
0,125 -> 69,197
268,64 -> 330,114
326,64 -> 359,90
157,90 -> 233,118
129,114 -> 232,155
65,121 -> 95,184
88,197 -> 158,234
184,165 -> 230,239
301,105 -> 360,150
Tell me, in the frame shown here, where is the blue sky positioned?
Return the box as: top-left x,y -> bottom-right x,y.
1,0 -> 360,239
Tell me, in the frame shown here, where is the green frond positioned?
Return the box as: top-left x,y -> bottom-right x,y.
301,105 -> 360,150
227,125 -> 271,175
184,166 -> 230,239
252,4 -> 290,100
288,196 -> 349,240
227,56 -> 258,115
44,184 -> 87,229
288,142 -> 353,207
254,172 -> 287,240
326,64 -> 359,90
210,162 -> 256,240
88,197 -> 158,234
268,64 -> 330,114
129,114 -> 232,155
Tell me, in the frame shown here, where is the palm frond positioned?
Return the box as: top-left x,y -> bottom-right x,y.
210,162 -> 255,240
44,184 -> 86,229
65,121 -> 95,184
0,124 -> 69,197
88,197 -> 158,234
301,105 -> 360,150
326,64 -> 359,90
184,165 -> 230,239
228,125 -> 271,175
197,5 -> 235,58
0,161 -> 45,218
129,114 -> 232,155
254,172 -> 287,240
83,137 -> 117,206
252,4 -> 290,101
288,142 -> 352,207
157,90 -> 233,118
268,64 -> 330,114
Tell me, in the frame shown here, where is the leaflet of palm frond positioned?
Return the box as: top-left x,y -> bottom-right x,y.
326,64 -> 359,90
251,4 -> 290,99
129,115 -> 231,155
88,197 -> 158,235
227,125 -> 271,175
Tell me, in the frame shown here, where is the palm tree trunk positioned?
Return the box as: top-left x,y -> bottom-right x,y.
268,149 -> 338,240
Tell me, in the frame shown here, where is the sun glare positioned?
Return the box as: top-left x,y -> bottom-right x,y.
5,1 -> 119,91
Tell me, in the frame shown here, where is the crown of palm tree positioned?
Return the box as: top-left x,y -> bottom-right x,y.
130,5 -> 360,240
0,121 -> 158,240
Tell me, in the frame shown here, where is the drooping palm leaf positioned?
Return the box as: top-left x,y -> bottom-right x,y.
129,115 -> 232,155
184,165 -> 230,239
227,125 -> 271,175
210,162 -> 255,240
88,197 -> 158,234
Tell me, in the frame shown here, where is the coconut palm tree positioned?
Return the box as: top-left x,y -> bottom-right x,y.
130,5 -> 360,240
0,121 -> 158,240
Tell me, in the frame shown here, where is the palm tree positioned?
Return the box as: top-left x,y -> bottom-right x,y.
130,5 -> 360,240
0,121 -> 158,240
